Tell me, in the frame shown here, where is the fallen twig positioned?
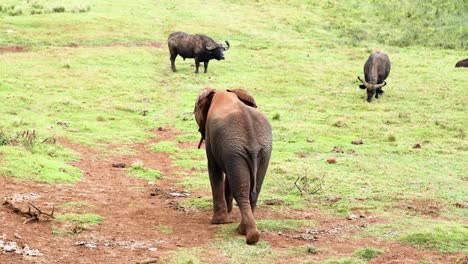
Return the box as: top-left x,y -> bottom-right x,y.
135,258 -> 158,264
2,200 -> 55,223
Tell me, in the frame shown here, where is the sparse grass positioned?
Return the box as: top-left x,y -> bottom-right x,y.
180,196 -> 212,210
317,257 -> 366,264
0,0 -> 466,262
55,213 -> 102,226
353,246 -> 385,260
214,239 -> 276,264
58,201 -> 94,209
155,224 -> 174,235
126,161 -> 162,181
367,218 -> 468,253
256,219 -> 316,232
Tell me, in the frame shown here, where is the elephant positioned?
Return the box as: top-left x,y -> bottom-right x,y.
194,88 -> 272,245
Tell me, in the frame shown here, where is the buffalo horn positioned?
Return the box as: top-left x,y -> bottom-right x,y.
225,40 -> 230,51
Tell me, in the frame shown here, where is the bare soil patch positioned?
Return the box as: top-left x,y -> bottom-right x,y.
0,128 -> 464,263
0,46 -> 27,53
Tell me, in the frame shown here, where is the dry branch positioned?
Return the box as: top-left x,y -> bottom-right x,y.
135,258 -> 158,264
2,200 -> 55,223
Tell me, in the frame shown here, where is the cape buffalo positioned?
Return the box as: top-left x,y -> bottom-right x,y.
168,32 -> 230,74
357,51 -> 391,102
455,58 -> 468,67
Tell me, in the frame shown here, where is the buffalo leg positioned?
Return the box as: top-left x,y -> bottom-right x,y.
203,61 -> 209,73
170,53 -> 177,72
194,58 -> 200,74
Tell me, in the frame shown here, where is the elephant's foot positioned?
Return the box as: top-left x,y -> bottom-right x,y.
246,229 -> 260,245
237,223 -> 246,235
211,214 -> 231,224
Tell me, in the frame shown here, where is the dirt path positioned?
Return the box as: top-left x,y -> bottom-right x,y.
0,129 -> 464,263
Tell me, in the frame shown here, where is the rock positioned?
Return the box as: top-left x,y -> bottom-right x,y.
112,162 -> 126,168
347,214 -> 359,220
307,138 -> 314,143
332,146 -> 344,153
4,242 -> 18,252
326,195 -> 340,203
56,121 -> 70,126
182,116 -> 189,121
264,199 -> 284,205
327,158 -> 336,164
413,143 -> 422,149
168,191 -> 191,197
351,139 -> 363,145
157,126 -> 165,131
148,247 -> 158,252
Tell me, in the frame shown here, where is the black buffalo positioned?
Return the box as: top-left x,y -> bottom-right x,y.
455,58 -> 468,67
168,32 -> 230,73
357,51 -> 391,102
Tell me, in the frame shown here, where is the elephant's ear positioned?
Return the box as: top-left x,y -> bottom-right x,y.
194,88 -> 216,148
227,89 -> 257,108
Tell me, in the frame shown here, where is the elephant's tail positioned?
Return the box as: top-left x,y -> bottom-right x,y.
249,153 -> 259,208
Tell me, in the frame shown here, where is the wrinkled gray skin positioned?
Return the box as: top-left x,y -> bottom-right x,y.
359,51 -> 391,102
195,88 -> 272,245
168,32 -> 230,73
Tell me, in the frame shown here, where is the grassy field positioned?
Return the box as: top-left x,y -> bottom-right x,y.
1,0 -> 467,263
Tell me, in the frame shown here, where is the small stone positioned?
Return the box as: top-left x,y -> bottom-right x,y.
332,146 -> 344,153
112,162 -> 126,168
347,214 -> 359,220
148,247 -> 158,252
351,139 -> 363,145
413,143 -> 422,149
182,116 -> 189,121
14,233 -> 22,240
264,199 -> 284,206
327,158 -> 336,164
4,242 -> 18,252
157,126 -> 165,131
307,138 -> 314,143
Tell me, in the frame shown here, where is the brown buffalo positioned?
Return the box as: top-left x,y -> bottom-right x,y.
455,58 -> 468,67
168,32 -> 230,73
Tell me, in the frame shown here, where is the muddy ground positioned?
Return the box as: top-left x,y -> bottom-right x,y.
0,129 -> 464,263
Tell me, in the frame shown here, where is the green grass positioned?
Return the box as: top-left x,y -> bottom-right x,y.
155,224 -> 174,235
317,257 -> 366,264
367,218 -> 468,253
256,219 -> 316,232
353,246 -> 385,260
58,201 -> 94,209
0,0 -> 467,262
126,161 -> 162,181
55,213 -> 102,226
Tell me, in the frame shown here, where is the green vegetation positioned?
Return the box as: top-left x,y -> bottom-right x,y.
155,224 -> 174,235
214,239 -> 276,264
58,201 -> 94,209
368,218 -> 468,253
126,161 -> 162,181
256,219 -> 316,232
55,213 -> 102,226
353,246 -> 385,260
0,0 -> 466,262
317,257 -> 366,264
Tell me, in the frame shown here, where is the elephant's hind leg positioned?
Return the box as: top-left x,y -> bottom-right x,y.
207,154 -> 230,224
228,165 -> 260,245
